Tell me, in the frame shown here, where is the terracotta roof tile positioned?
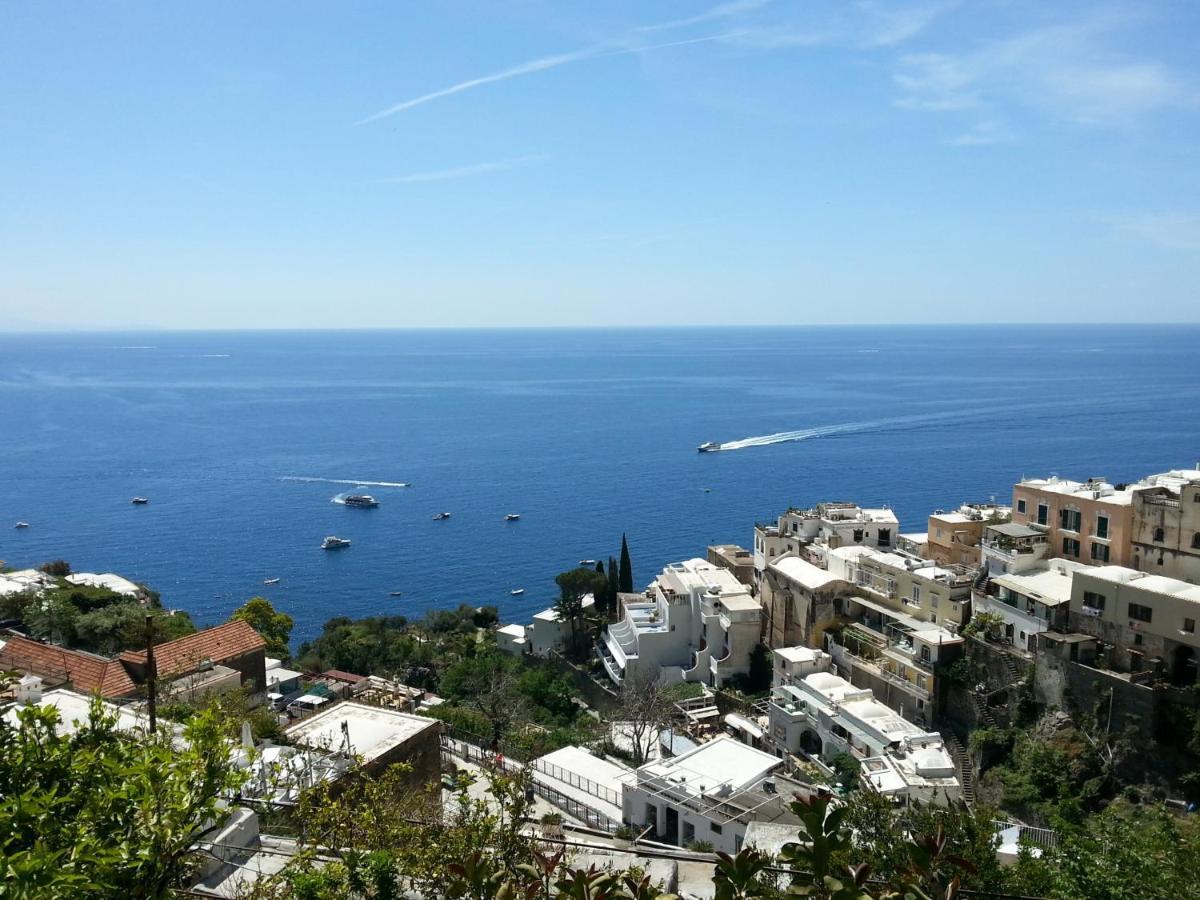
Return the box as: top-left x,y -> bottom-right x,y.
322,669 -> 366,684
120,620 -> 265,679
0,634 -> 137,698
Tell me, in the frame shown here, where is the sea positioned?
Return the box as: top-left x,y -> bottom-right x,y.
1,325 -> 1198,643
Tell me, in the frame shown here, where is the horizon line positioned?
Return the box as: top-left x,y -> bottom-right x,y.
2,322 -> 1198,335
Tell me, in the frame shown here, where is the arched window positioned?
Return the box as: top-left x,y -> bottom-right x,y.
1154,527 -> 1165,542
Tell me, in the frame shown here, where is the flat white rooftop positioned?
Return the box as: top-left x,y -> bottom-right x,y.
992,560 -> 1089,606
774,645 -> 825,664
1018,477 -> 1133,505
770,556 -> 842,590
3,688 -> 185,746
638,734 -> 780,796
65,572 -> 142,596
1079,567 -> 1200,602
497,623 -> 527,637
285,701 -> 437,763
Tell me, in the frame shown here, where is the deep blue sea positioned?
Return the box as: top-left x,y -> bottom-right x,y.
1,326 -> 1197,643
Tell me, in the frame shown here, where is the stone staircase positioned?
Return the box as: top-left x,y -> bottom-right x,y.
1001,650 -> 1024,684
943,731 -> 976,806
971,691 -> 999,729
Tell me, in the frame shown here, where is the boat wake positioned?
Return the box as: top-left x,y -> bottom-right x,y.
281,476 -> 411,488
715,408 -> 995,451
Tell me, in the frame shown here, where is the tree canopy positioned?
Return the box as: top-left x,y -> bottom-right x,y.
231,596 -> 295,658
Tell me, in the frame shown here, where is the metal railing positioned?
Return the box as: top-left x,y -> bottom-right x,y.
531,758 -> 621,806
992,819 -> 1059,849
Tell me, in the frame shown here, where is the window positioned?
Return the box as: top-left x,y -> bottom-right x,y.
930,614 -> 937,623
1062,537 -> 1080,557
1090,542 -> 1110,563
1037,503 -> 1048,526
1096,514 -> 1109,539
1194,491 -> 1200,503
877,528 -> 891,547
1082,591 -> 1106,612
1192,532 -> 1200,549
911,585 -> 921,603
710,822 -> 723,834
1128,603 -> 1153,623
1134,633 -> 1143,646
1183,618 -> 1195,634
1154,527 -> 1165,542
853,528 -> 864,542
1060,508 -> 1082,532
1017,499 -> 1027,515
931,593 -> 940,609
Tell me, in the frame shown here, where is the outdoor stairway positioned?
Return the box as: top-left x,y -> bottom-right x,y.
971,692 -> 999,729
1001,651 -> 1024,684
943,732 -> 976,806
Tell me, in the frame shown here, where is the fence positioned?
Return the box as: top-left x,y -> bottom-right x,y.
530,757 -> 621,807
992,819 -> 1059,849
441,735 -> 619,833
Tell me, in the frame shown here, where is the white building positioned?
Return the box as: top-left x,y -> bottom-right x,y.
600,559 -> 762,688
766,663 -> 960,805
975,559 -> 1087,653
621,735 -> 801,854
65,572 -> 145,598
754,502 -> 899,591
495,595 -> 595,658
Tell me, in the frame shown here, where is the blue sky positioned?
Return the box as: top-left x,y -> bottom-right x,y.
1,0 -> 1198,328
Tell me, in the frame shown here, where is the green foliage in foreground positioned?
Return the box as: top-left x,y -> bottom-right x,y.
0,698 -> 245,898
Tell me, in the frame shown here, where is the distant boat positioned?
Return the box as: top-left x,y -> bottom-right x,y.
510,588 -> 525,596
14,521 -> 29,529
131,497 -> 149,505
343,494 -> 379,508
697,442 -> 721,453
321,536 -> 351,550
263,578 -> 281,585
432,512 -> 451,521
505,513 -> 521,521
389,591 -> 403,597
579,559 -> 596,566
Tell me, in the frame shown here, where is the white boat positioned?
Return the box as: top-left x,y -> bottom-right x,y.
343,494 -> 379,508
505,513 -> 521,521
579,559 -> 596,566
432,512 -> 451,521
510,588 -> 525,596
263,578 -> 281,585
697,442 -> 721,453
389,591 -> 403,597
14,521 -> 29,529
321,536 -> 351,550
131,497 -> 149,505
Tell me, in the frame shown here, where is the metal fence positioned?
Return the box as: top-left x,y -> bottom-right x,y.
530,757 -> 621,806
993,819 -> 1059,849
441,735 -> 619,833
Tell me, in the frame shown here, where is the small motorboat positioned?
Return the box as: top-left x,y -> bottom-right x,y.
343,494 -> 379,508
697,442 -> 721,453
14,521 -> 29,529
389,591 -> 403,597
432,512 -> 451,521
263,578 -> 281,585
579,559 -> 596,566
510,588 -> 525,596
505,513 -> 521,521
131,497 -> 149,505
321,536 -> 351,550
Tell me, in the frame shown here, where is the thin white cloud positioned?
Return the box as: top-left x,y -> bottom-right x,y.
950,119 -> 1016,146
357,1 -> 763,124
893,13 -> 1194,127
1106,213 -> 1200,252
857,1 -> 957,49
380,154 -> 551,184
636,0 -> 771,34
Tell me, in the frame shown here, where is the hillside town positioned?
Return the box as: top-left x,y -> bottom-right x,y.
4,463 -> 1200,897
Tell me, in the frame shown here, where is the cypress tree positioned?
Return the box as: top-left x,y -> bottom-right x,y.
595,561 -> 605,575
619,533 -> 633,593
606,556 -> 619,618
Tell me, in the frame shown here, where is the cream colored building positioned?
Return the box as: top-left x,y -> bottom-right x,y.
1067,566 -> 1200,684
1130,468 -> 1200,583
1010,475 -> 1134,567
826,546 -> 974,631
760,555 -> 850,649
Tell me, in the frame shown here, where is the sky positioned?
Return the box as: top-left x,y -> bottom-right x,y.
1,0 -> 1198,329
